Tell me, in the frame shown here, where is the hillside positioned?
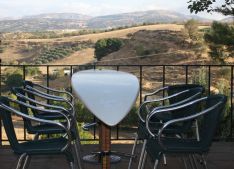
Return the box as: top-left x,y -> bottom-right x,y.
0,24 -> 186,64
0,10 -> 210,32
98,29 -> 210,65
0,23 -> 212,70
87,10 -> 209,29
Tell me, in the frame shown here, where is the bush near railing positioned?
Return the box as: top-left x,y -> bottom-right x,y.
191,66 -> 232,138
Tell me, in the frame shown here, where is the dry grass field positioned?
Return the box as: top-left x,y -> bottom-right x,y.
16,24 -> 185,43
0,24 -> 210,66
0,24 -> 181,65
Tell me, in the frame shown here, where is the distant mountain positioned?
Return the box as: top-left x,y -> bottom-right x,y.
0,16 -> 21,21
22,13 -> 91,20
87,10 -> 209,28
0,10 -> 210,32
220,17 -> 234,23
0,18 -> 88,32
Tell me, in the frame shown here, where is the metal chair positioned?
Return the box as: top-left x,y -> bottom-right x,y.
23,80 -> 96,131
0,96 -> 77,169
129,84 -> 204,169
145,94 -> 227,169
11,87 -> 83,169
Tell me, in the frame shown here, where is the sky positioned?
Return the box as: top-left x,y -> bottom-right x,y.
0,0 -> 227,20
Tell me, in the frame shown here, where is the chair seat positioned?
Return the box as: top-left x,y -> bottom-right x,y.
28,123 -> 67,134
16,137 -> 67,154
34,112 -> 65,120
27,123 -> 78,140
137,119 -> 190,139
146,138 -> 209,160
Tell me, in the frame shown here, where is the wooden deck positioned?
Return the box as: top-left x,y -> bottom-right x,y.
0,142 -> 233,169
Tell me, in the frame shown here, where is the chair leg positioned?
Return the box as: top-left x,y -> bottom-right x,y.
163,154 -> 167,165
191,154 -> 199,169
195,120 -> 200,141
140,151 -> 147,169
137,139 -> 147,169
201,154 -> 208,169
182,155 -> 188,169
69,162 -> 75,169
153,160 -> 159,169
188,155 -> 196,169
34,133 -> 39,140
74,141 -> 83,169
22,155 -> 31,169
16,153 -> 27,169
74,122 -> 83,152
128,133 -> 138,169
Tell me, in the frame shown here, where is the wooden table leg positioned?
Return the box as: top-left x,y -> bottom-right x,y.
99,123 -> 111,169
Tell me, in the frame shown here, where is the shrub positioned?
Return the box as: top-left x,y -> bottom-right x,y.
25,67 -> 41,76
5,73 -> 23,89
183,19 -> 200,42
191,67 -> 208,89
135,45 -> 145,56
95,38 -> 123,60
216,79 -> 231,138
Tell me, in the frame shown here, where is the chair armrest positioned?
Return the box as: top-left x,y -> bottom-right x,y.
0,102 -> 72,152
26,85 -> 69,102
7,97 -> 71,121
33,83 -> 74,102
156,100 -> 222,150
82,122 -> 97,131
15,92 -> 72,117
144,86 -> 168,101
138,89 -> 190,122
23,88 -> 75,114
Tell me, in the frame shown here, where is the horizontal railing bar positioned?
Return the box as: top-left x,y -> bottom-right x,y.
1,64 -> 234,67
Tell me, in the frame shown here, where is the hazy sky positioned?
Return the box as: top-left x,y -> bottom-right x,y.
0,0 -> 226,20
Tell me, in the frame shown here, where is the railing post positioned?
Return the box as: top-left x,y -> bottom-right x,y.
93,65 -> 96,140
116,66 -> 119,140
208,66 -> 211,95
139,66 -> 143,104
163,65 -> 166,102
0,59 -> 1,96
231,66 -> 233,140
70,66 -> 73,93
185,65 -> 188,84
0,59 -> 1,145
46,66 -> 49,89
23,65 -> 27,141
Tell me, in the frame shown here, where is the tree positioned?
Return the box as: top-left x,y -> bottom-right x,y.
184,19 -> 200,42
188,0 -> 234,16
94,38 -> 123,60
204,21 -> 234,63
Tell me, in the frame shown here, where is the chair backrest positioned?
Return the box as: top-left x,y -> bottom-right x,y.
171,87 -> 204,118
167,84 -> 204,105
199,95 -> 227,148
23,80 -> 34,88
159,86 -> 205,133
0,97 -> 20,152
11,87 -> 36,132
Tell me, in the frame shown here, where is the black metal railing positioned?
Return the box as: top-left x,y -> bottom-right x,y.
0,64 -> 233,144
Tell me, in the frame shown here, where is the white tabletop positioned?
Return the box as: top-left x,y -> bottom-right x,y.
71,69 -> 139,126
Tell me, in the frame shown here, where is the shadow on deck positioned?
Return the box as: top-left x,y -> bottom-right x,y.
0,142 -> 233,169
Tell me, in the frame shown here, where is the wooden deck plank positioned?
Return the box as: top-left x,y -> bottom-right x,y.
0,142 -> 233,169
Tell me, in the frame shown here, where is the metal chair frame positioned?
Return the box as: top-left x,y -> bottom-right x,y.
145,96 -> 225,169
0,97 -> 76,169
